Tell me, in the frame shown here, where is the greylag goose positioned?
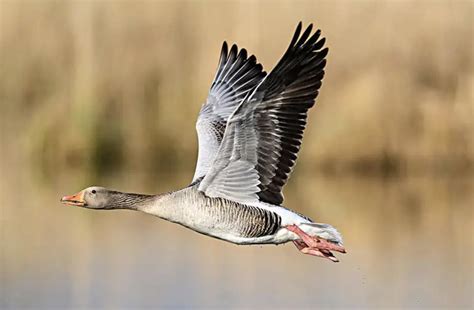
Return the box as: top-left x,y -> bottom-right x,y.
61,22 -> 346,262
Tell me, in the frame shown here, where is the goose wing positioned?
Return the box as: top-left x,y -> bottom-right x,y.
193,43 -> 266,182
198,23 -> 328,205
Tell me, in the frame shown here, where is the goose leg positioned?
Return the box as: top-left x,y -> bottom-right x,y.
292,240 -> 339,262
287,225 -> 346,262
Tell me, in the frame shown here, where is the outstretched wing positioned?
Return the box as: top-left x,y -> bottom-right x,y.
198,22 -> 328,205
193,42 -> 266,182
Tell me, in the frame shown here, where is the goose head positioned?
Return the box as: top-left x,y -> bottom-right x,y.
61,186 -> 111,209
61,186 -> 154,210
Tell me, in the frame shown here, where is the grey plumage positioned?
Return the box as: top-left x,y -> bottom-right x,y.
107,191 -> 155,210
142,185 -> 282,241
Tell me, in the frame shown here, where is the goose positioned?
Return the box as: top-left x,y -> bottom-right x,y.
61,22 -> 346,262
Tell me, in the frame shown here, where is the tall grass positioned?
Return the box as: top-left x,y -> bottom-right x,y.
1,0 -> 472,180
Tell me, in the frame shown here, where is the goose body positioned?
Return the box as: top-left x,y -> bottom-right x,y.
140,184 -> 340,246
61,22 -> 346,261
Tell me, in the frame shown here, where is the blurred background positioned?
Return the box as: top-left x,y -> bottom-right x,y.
1,0 -> 473,308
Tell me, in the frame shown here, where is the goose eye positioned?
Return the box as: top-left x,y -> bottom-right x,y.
91,190 -> 96,194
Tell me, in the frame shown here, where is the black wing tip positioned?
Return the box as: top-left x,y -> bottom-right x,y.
288,22 -> 303,49
291,22 -> 325,51
320,47 -> 329,57
296,21 -> 303,33
249,55 -> 267,77
222,42 -> 253,64
221,41 -> 228,56
313,37 -> 326,50
298,24 -> 313,45
217,41 -> 229,68
237,47 -> 247,59
229,44 -> 238,57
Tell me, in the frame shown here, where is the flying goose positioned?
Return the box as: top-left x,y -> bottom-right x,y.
61,22 -> 346,262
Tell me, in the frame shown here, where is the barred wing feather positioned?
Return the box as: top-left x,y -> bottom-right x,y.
193,42 -> 266,181
199,23 -> 328,205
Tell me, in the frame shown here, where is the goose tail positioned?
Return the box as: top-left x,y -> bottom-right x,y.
299,222 -> 344,246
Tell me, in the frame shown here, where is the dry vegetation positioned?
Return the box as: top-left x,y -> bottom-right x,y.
1,1 -> 472,180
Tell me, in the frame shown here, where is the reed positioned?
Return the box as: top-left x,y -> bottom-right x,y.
1,0 -> 472,178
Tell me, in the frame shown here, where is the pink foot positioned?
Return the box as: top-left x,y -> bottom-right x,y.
287,225 -> 346,262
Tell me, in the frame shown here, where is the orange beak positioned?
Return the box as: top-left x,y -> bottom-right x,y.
60,191 -> 86,206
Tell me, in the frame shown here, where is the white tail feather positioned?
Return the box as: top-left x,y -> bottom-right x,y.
300,222 -> 344,246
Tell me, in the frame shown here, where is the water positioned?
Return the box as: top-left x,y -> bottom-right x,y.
1,166 -> 473,308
